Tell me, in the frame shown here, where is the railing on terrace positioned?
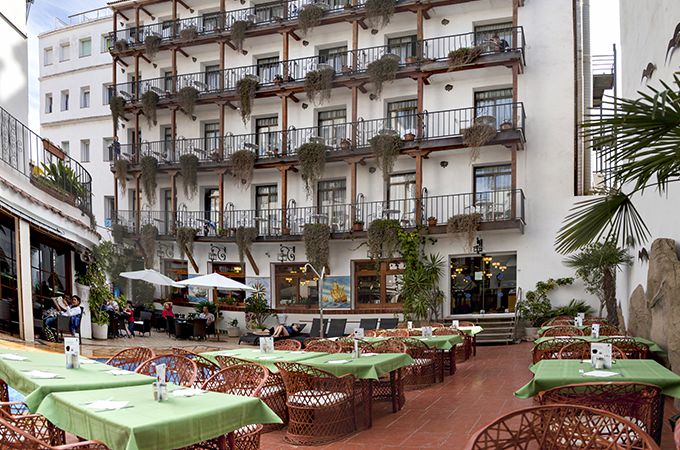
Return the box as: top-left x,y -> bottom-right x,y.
118,103 -> 525,163
0,106 -> 92,216
114,189 -> 524,237
111,27 -> 525,100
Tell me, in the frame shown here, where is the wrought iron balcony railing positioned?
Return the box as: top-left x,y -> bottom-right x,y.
0,106 -> 93,216
111,27 -> 525,101
114,189 -> 525,237
118,103 -> 525,163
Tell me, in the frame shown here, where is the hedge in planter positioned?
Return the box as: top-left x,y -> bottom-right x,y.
141,90 -> 159,128
144,35 -> 162,58
179,154 -> 199,198
365,0 -> 396,29
367,54 -> 400,97
140,224 -> 158,269
305,66 -> 335,105
299,4 -> 325,35
110,96 -> 126,131
447,46 -> 483,71
304,223 -> 331,271
229,149 -> 257,189
235,226 -> 258,264
446,213 -> 482,251
369,132 -> 401,181
140,156 -> 158,205
178,86 -> 199,118
237,76 -> 259,124
231,20 -> 249,52
176,226 -> 197,257
298,142 -> 326,198
367,219 -> 400,260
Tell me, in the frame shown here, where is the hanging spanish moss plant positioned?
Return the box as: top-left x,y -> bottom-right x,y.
114,158 -> 129,192
114,40 -> 128,52
304,223 -> 331,271
231,20 -> 249,53
462,121 -> 497,161
140,224 -> 158,269
179,154 -> 199,198
229,149 -> 257,189
235,226 -> 258,264
237,76 -> 258,124
367,219 -> 400,260
298,4 -> 325,35
144,35 -> 162,58
369,131 -> 402,181
446,213 -> 482,251
180,25 -> 198,41
176,226 -> 197,258
177,86 -> 199,118
447,46 -> 483,70
305,66 -> 335,105
365,0 -> 396,29
367,54 -> 400,97
110,96 -> 126,131
140,156 -> 158,205
141,90 -> 159,128
297,142 -> 326,199
112,223 -> 128,244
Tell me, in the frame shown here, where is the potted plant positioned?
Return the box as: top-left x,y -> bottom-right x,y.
85,262 -> 111,340
518,278 -> 574,340
273,74 -> 284,86
352,220 -> 364,232
245,282 -> 273,331
500,120 -> 514,131
427,216 -> 438,227
226,318 -> 240,337
403,129 -> 416,141
341,64 -> 352,75
340,138 -> 352,151
405,55 -> 418,64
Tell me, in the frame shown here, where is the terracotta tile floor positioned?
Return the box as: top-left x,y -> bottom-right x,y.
261,342 -> 679,450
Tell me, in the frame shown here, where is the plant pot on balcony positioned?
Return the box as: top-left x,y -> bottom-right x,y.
500,121 -> 514,131
273,75 -> 284,86
352,221 -> 364,232
403,132 -> 416,142
405,56 -> 418,64
92,323 -> 108,340
341,65 -> 352,75
340,138 -> 351,151
427,217 -> 438,227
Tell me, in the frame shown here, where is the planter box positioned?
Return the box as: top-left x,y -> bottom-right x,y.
30,175 -> 77,206
92,323 -> 108,340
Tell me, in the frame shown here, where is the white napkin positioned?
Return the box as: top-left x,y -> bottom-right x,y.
79,359 -> 97,365
107,369 -> 133,376
256,356 -> 280,360
27,370 -> 59,379
291,351 -> 306,354
0,354 -> 28,361
327,359 -> 351,364
361,353 -> 377,357
172,388 -> 205,398
582,370 -> 620,378
86,400 -> 130,411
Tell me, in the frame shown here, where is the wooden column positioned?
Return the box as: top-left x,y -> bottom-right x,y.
511,144 -> 517,220
415,153 -> 423,225
416,76 -> 424,138
171,49 -> 177,94
170,171 -> 177,232
282,32 -> 289,78
512,0 -> 519,126
171,108 -> 177,160
281,96 -> 288,155
219,103 -> 225,160
416,7 -> 424,60
135,7 -> 140,44
134,111 -> 140,162
351,86 -> 358,145
135,175 -> 141,232
218,171 -> 225,230
280,167 -> 289,234
134,54 -> 140,101
113,172 -> 119,213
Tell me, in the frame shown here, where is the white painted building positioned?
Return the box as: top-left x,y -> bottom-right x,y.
101,0 -> 600,334
0,2 -> 100,342
38,7 -> 116,240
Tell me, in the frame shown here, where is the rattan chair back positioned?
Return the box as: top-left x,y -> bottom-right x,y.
541,326 -> 584,337
274,339 -> 302,351
557,341 -> 627,360
532,338 -> 582,364
599,338 -> 649,359
105,347 -> 155,372
304,339 -> 341,353
0,415 -> 108,449
135,355 -> 198,387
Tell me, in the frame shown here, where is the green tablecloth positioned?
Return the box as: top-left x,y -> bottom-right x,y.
303,353 -> 414,380
0,349 -> 154,411
515,359 -> 680,399
201,349 -> 324,373
363,335 -> 463,350
533,336 -> 666,357
457,326 -> 484,336
36,384 -> 281,450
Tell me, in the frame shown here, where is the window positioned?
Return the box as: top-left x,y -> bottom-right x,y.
318,46 -> 348,72
204,122 -> 220,156
161,20 -> 175,39
31,239 -> 70,334
0,216 -> 19,334
163,259 -> 188,300
163,70 -> 174,92
103,84 -> 115,105
162,126 -> 173,157
43,47 -> 53,66
101,34 -> 112,52
354,260 -> 405,308
80,86 -> 90,108
317,179 -> 347,231
203,188 -> 220,234
274,264 -> 318,308
387,35 -> 417,62
255,185 -> 278,236
60,141 -> 69,155
80,140 -> 90,162
474,22 -> 514,49
387,99 -> 417,135
253,3 -> 285,24
104,196 -> 114,227
256,56 -> 279,84
79,38 -> 92,57
103,137 -> 113,162
473,165 -> 513,221
255,116 -> 279,156
211,262 -> 247,303
450,253 -> 517,314
160,189 -> 172,235
59,42 -> 70,61
202,12 -> 222,32
388,172 -> 416,224
44,94 -> 53,114
317,109 -> 347,145
204,64 -> 220,91
60,90 -> 69,111
474,88 -> 513,128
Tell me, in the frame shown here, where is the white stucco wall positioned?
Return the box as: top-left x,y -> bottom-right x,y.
0,2 -> 29,122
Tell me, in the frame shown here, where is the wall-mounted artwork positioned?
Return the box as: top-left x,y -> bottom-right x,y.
246,277 -> 271,305
187,274 -> 208,303
320,276 -> 351,309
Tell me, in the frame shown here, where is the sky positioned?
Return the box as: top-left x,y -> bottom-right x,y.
25,0 -> 621,129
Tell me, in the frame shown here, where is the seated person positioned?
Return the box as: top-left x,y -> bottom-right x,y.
102,298 -> 120,313
270,323 -> 302,338
67,296 -> 83,335
161,302 -> 175,319
52,295 -> 69,313
198,306 -> 215,326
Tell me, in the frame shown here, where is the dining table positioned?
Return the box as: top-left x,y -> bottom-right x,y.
363,335 -> 463,351
0,349 -> 154,411
532,335 -> 667,358
35,383 -> 282,450
200,348 -> 323,372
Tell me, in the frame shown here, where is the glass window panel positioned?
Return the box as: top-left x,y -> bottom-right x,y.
450,253 -> 517,314
387,99 -> 417,134
318,46 -> 348,72
318,109 -> 347,145
257,56 -> 280,84
387,35 -> 417,62
255,116 -> 280,156
474,22 -> 514,48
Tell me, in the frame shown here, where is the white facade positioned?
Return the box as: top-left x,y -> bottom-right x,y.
0,2 -> 29,121
103,0 -> 593,326
38,8 -> 116,240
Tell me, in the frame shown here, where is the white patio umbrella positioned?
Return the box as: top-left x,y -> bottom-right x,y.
119,269 -> 183,287
174,272 -> 255,291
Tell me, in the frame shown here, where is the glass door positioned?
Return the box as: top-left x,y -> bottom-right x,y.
317,179 -> 347,231
388,172 -> 416,225
318,109 -> 347,146
474,88 -> 513,129
318,46 -> 348,73
255,185 -> 278,236
450,253 -> 517,314
474,165 -> 512,221
255,116 -> 279,156
204,122 -> 220,159
205,64 -> 220,92
387,35 -> 417,63
387,99 -> 417,136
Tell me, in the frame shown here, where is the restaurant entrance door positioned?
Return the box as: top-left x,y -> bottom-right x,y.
449,253 -> 517,314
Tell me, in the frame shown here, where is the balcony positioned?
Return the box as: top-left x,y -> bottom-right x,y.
0,107 -> 93,216
109,0 -> 491,56
113,188 -> 525,238
116,103 -> 526,167
112,27 -> 525,106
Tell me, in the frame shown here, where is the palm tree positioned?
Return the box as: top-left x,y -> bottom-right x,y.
555,74 -> 680,254
563,242 -> 632,326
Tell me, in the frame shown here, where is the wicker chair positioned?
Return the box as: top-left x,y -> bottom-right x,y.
429,322 -> 445,327
538,382 -> 664,444
365,339 -> 407,410
274,339 -> 302,351
557,341 -> 627,360
135,355 -> 198,387
335,338 -> 372,353
105,347 -> 155,372
364,329 -> 379,337
275,362 -> 357,446
600,338 -> 649,359
464,405 -> 659,449
0,380 -> 8,403
380,329 -> 409,337
541,326 -> 584,337
456,321 -> 477,357
545,316 -> 572,325
432,328 -> 460,375
584,324 -> 621,336
584,318 -> 608,325
532,338 -> 583,364
407,329 -> 422,336
402,338 -> 439,387
171,348 -> 221,388
0,415 -> 108,449
304,339 -> 341,353
0,402 -> 65,446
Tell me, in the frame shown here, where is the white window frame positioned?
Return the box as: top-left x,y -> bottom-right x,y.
79,37 -> 92,57
60,90 -> 69,111
43,47 -> 53,66
45,93 -> 53,114
59,42 -> 70,62
80,139 -> 90,163
80,86 -> 91,108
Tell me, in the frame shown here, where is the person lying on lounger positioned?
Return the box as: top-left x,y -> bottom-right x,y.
270,323 -> 303,338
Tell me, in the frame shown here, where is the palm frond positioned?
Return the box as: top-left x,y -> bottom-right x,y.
555,192 -> 649,254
